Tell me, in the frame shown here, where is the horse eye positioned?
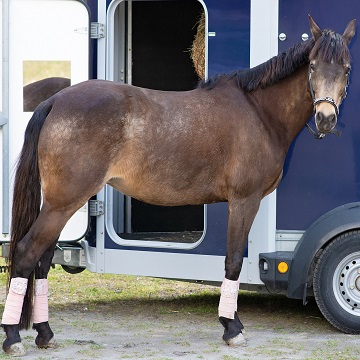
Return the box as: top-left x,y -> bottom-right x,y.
310,63 -> 315,73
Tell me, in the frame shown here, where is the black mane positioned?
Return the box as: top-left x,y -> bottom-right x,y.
198,29 -> 350,92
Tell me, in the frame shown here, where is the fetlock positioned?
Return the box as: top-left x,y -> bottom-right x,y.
219,311 -> 244,342
33,321 -> 54,348
2,324 -> 21,351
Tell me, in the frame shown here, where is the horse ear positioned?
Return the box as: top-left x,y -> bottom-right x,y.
308,15 -> 322,41
343,19 -> 356,45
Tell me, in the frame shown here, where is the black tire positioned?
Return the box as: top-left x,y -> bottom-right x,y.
313,231 -> 360,334
61,265 -> 85,274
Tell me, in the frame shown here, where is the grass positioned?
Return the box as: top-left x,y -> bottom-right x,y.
0,261 -> 221,316
0,260 -> 325,322
45,265 -> 220,312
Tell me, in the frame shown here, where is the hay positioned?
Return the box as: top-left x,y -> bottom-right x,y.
191,11 -> 206,79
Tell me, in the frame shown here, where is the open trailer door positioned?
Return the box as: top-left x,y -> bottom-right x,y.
0,0 -> 90,243
105,0 -> 207,248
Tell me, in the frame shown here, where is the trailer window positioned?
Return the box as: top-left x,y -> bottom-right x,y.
23,60 -> 71,112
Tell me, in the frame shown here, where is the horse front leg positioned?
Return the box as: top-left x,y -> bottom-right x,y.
219,195 -> 261,346
32,241 -> 58,350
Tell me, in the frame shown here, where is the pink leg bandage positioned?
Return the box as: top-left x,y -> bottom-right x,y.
2,278 -> 28,325
33,279 -> 49,324
218,278 -> 240,319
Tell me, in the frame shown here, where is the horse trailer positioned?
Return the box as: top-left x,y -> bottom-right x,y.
1,0 -> 360,334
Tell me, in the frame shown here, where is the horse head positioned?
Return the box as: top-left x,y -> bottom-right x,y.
308,16 -> 356,137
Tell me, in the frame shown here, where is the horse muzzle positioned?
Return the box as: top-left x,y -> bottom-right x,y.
315,110 -> 337,134
314,96 -> 339,135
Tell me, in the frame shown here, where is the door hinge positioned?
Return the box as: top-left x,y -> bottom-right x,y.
89,200 -> 104,216
91,22 -> 105,39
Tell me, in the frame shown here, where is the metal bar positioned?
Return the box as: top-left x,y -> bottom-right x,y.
127,0 -> 132,85
125,0 -> 132,233
117,1 -> 126,83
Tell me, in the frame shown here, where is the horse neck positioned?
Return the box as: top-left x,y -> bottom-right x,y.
252,65 -> 313,147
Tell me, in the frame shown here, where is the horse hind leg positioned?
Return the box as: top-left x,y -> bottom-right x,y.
2,205 -> 76,355
32,240 -> 58,349
2,326 -> 24,356
3,242 -> 58,355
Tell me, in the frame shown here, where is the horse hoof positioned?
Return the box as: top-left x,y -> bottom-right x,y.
37,337 -> 58,349
225,332 -> 247,347
4,342 -> 26,357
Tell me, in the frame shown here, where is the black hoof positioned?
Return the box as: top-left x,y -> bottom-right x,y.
33,322 -> 55,348
219,311 -> 245,344
2,324 -> 22,353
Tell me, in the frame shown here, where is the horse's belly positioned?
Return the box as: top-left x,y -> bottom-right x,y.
107,145 -> 227,205
107,176 -> 219,206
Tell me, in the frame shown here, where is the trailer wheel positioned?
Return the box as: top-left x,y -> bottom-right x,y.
61,265 -> 85,274
313,231 -> 360,334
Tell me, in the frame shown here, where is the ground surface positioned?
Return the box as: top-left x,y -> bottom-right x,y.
0,270 -> 358,359
15,303 -> 359,360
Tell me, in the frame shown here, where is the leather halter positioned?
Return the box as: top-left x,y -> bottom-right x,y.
306,67 -> 349,139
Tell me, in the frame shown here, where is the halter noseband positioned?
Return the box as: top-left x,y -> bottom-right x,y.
309,72 -> 340,116
306,67 -> 349,139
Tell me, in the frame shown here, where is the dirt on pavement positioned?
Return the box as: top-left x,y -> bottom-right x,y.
4,292 -> 359,360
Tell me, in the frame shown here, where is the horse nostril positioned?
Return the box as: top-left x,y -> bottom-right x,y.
315,112 -> 337,132
328,114 -> 336,126
315,112 -> 325,127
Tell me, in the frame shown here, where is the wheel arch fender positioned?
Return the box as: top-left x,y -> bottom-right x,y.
286,202 -> 360,301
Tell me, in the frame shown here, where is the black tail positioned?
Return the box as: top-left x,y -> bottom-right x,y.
7,100 -> 53,329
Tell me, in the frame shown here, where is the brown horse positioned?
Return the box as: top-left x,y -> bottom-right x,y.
1,16 -> 356,356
